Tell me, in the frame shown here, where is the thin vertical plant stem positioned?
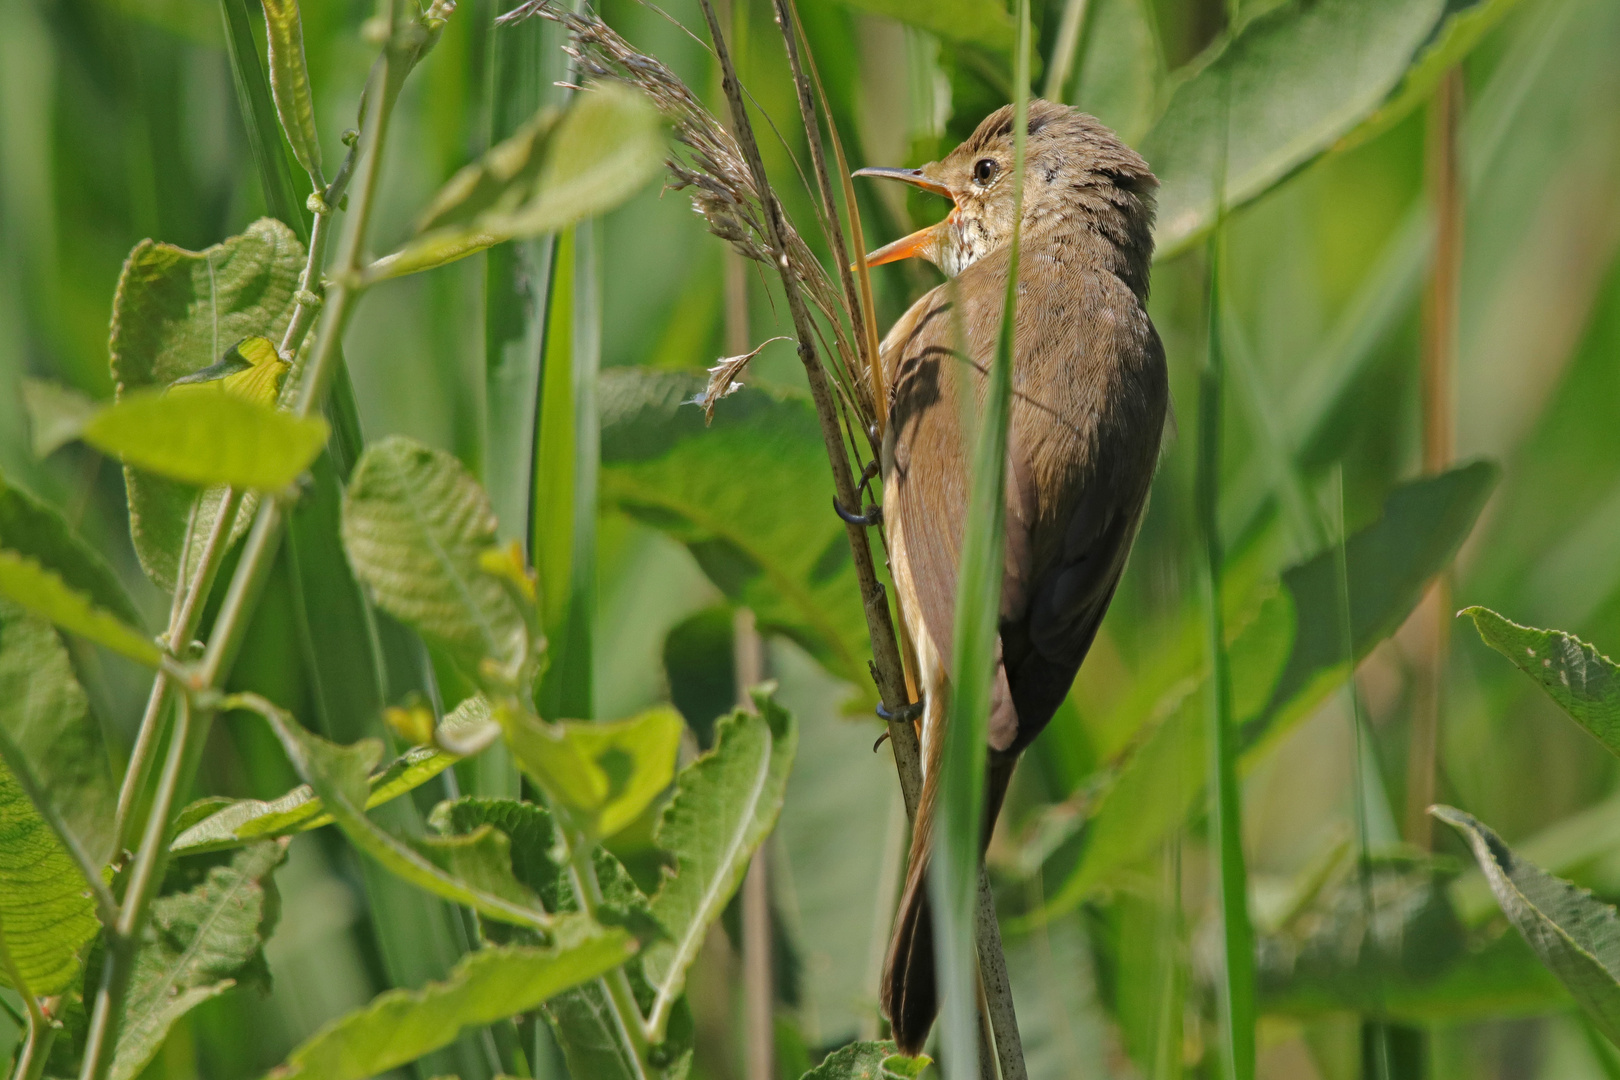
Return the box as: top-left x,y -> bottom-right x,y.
934,3 -> 1030,1077
690,0 -> 921,816
1406,65 -> 1463,851
0,915 -> 54,1080
1197,67 -> 1256,1080
1043,0 -> 1091,101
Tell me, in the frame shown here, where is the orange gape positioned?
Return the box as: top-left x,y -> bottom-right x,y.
857,99 -> 1168,1054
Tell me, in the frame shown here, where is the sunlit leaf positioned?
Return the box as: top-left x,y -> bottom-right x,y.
82,389 -> 327,491
254,700 -> 552,931
599,369 -> 871,697
1464,608 -> 1620,756
500,705 -> 682,842
109,840 -> 286,1080
270,932 -> 637,1080
642,689 -> 797,1040
801,1041 -> 926,1080
260,0 -> 323,183
171,697 -> 499,855
820,0 -> 1013,51
0,550 -> 163,667
1148,0 -> 1445,258
0,758 -> 100,997
1434,806 -> 1620,1045
0,602 -> 116,867
109,218 -> 306,588
341,436 -> 528,676
0,467 -> 141,629
374,83 -> 663,279
1339,0 -> 1530,152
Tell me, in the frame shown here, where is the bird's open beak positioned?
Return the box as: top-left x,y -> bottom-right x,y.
852,166 -> 956,268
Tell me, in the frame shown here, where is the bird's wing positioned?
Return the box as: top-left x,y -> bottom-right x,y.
884,257 -> 1166,753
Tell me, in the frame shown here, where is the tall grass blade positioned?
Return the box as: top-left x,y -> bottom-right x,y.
532,225 -> 599,720
1197,70 -> 1257,1080
932,2 -> 1030,1075
218,0 -> 306,241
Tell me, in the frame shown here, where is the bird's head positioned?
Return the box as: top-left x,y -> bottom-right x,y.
855,99 -> 1157,283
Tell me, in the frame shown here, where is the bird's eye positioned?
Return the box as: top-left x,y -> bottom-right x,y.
973,158 -> 998,185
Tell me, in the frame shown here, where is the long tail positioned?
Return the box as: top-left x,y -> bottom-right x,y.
881,743 -> 1017,1055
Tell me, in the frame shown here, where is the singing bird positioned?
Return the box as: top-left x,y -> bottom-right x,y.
856,100 -> 1168,1053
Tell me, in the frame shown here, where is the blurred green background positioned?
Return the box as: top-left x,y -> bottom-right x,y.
3,0 -> 1620,1076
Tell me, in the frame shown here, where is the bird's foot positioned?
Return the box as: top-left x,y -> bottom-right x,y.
876,699 -> 922,723
834,496 -> 883,527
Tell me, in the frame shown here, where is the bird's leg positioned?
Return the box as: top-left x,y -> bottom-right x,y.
875,699 -> 922,723
835,459 -> 884,526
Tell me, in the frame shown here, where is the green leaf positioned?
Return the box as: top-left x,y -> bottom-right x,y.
375,83 -> 663,280
0,467 -> 141,631
820,0 -> 1013,51
599,369 -> 871,696
0,758 -> 100,997
1463,608 -> 1620,756
1064,0 -> 1163,144
1434,806 -> 1620,1045
260,0 -> 322,184
21,378 -> 98,459
1246,461 -> 1500,751
341,436 -> 528,677
642,689 -> 797,1039
254,701 -> 552,931
269,933 -> 637,1080
1029,464 -> 1496,919
1146,0 -> 1445,259
171,697 -> 499,855
109,840 -> 287,1080
802,1041 -> 926,1080
1340,0 -> 1530,152
81,388 -> 328,491
0,550 -> 163,667
500,705 -> 682,842
108,218 -> 307,589
0,602 -> 117,867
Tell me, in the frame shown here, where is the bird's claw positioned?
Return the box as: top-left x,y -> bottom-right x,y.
876,699 -> 922,723
834,497 -> 883,527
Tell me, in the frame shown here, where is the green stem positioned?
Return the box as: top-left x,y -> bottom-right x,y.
1198,227 -> 1256,1080
113,487 -> 242,854
0,912 -> 55,1080
564,837 -> 653,1079
75,12 -> 421,1076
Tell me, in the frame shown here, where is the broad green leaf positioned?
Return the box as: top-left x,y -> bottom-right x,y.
21,378 -> 98,459
642,689 -> 797,1038
260,0 -> 322,183
1259,856 -> 1568,1021
171,697 -> 499,854
0,550 -> 163,667
375,84 -> 663,279
500,705 -> 682,841
1434,806 -> 1620,1044
1065,0 -> 1163,145
270,933 -> 636,1080
0,759 -> 99,997
341,436 -> 528,676
1245,461 -> 1499,752
82,388 -> 327,491
0,602 -> 116,866
108,218 -> 306,589
1339,0 -> 1530,152
1464,608 -> 1620,756
109,840 -> 286,1080
599,369 -> 871,697
1146,0 -> 1444,259
802,1041 -> 922,1079
255,702 -> 552,931
820,0 -> 1013,50
1029,464 -> 1496,919
0,468 -> 141,629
